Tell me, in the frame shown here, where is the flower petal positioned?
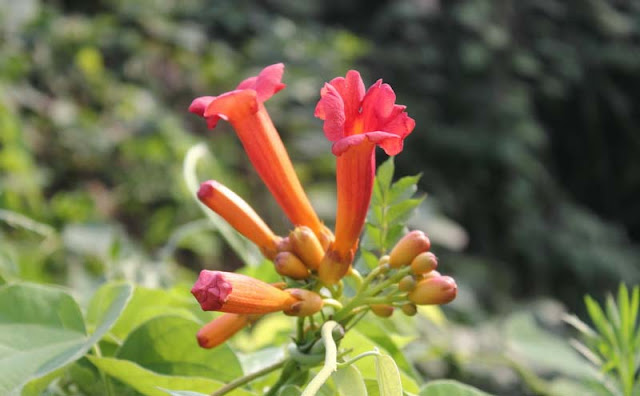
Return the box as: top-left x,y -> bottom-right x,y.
331,132 -> 402,156
314,83 -> 346,141
236,63 -> 286,103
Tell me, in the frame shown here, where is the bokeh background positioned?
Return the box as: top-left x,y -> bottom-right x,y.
2,0 -> 639,394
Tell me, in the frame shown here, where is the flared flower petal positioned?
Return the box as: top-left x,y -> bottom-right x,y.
198,180 -> 281,259
191,270 -> 298,314
189,64 -> 325,238
316,70 -> 415,284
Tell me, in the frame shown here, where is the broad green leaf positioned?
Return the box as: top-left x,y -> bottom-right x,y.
110,287 -> 199,341
88,356 -> 253,396
375,354 -> 402,396
0,283 -> 128,395
86,282 -> 133,337
389,174 -> 421,204
116,315 -> 242,382
364,379 -> 380,396
341,330 -> 419,393
387,198 -> 424,225
355,320 -> 416,376
162,390 -> 208,396
20,368 -> 64,396
420,380 -> 492,396
376,157 -> 395,195
335,364 -> 367,396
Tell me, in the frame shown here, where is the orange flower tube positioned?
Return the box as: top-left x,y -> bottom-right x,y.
196,313 -> 253,349
198,180 -> 280,259
315,71 -> 415,284
189,64 -> 324,238
191,270 -> 298,314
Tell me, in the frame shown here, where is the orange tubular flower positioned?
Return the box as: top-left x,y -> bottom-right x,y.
191,270 -> 298,314
198,180 -> 281,259
189,64 -> 324,238
315,71 -> 415,284
197,313 -> 255,349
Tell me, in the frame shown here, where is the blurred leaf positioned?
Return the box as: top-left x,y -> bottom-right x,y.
420,380 -> 492,396
0,283 -> 126,395
375,157 -> 395,196
388,174 -> 421,204
375,354 -> 402,396
277,385 -> 302,396
110,287 -> 199,341
341,329 -> 419,393
116,315 -> 243,382
355,320 -> 416,376
387,198 -> 423,225
88,356 -> 253,396
505,312 -> 595,378
86,282 -> 133,335
161,390 -> 208,396
334,364 -> 367,396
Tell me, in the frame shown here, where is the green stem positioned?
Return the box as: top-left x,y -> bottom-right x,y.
337,350 -> 380,367
301,321 -> 339,396
93,345 -> 115,396
323,298 -> 344,310
211,358 -> 287,396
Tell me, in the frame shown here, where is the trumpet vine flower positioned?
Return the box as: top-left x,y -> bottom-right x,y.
198,180 -> 281,259
189,64 -> 325,238
315,70 -> 415,284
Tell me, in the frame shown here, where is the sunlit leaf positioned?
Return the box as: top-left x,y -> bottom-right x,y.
0,283 -> 128,395
388,174 -> 421,204
334,364 -> 367,396
88,356 -> 254,396
116,315 -> 243,382
420,380 -> 492,396
375,354 -> 402,396
375,157 -> 395,196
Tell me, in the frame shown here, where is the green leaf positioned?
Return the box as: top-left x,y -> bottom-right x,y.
0,282 -> 129,395
116,315 -> 243,382
341,330 -> 419,393
375,354 -> 402,396
277,385 -> 302,396
334,364 -> 367,396
505,312 -> 595,379
355,320 -> 416,376
387,198 -> 424,225
389,174 -> 421,204
110,287 -> 200,341
161,390 -> 208,396
384,224 -> 406,251
376,157 -> 395,196
360,250 -> 379,270
420,380 -> 492,396
86,282 -> 133,337
88,356 -> 253,396
364,379 -> 380,396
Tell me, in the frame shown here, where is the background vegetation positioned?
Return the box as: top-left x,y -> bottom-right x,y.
2,0 -> 639,395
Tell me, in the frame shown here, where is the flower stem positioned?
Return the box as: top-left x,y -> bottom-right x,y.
301,321 -> 339,396
211,358 -> 287,396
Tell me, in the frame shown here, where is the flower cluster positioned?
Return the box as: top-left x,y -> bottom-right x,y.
189,64 -> 457,349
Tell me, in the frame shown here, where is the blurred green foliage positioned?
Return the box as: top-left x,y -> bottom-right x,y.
2,0 -> 640,394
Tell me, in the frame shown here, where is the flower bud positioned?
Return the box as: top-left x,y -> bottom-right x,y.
318,225 -> 335,251
410,252 -> 438,275
191,270 -> 298,314
197,313 -> 255,349
398,275 -> 417,292
289,226 -> 325,270
389,230 -> 431,268
283,288 -> 324,316
420,270 -> 441,280
378,255 -> 390,267
408,276 -> 457,305
274,252 -> 310,280
370,304 -> 394,318
277,237 -> 293,253
400,303 -> 417,316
